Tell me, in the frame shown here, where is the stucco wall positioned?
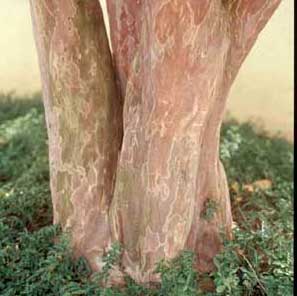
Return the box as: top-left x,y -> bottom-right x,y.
0,0 -> 293,141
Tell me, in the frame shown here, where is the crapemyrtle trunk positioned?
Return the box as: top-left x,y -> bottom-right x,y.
30,0 -> 122,271
31,0 -> 281,284
106,0 -> 281,283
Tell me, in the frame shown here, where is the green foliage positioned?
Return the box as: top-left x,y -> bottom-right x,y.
0,92 -> 43,124
0,97 -> 293,295
220,125 -> 242,162
201,199 -> 217,221
220,120 -> 293,183
96,242 -> 122,287
213,119 -> 293,296
155,251 -> 198,296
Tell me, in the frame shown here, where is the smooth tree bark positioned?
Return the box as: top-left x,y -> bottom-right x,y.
30,0 -> 122,271
30,0 -> 281,284
106,0 -> 281,282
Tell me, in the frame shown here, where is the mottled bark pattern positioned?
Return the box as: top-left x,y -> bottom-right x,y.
107,0 -> 281,282
106,0 -> 142,99
30,0 -> 122,270
30,0 -> 281,285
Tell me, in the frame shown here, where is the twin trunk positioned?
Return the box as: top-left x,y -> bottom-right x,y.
30,0 -> 280,284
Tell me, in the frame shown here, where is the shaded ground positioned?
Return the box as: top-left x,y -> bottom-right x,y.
0,94 -> 293,295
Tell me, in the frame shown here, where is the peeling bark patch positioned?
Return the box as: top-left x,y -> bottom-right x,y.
155,2 -> 180,44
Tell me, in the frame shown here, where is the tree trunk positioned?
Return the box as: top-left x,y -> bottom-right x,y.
106,0 -> 281,283
30,0 -> 122,271
31,0 -> 281,284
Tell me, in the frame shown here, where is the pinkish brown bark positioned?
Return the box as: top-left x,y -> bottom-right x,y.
30,0 -> 281,285
107,0 -> 281,283
29,0 -> 122,271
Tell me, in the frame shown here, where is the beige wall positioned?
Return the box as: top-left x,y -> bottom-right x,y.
0,0 -> 293,141
227,0 -> 293,141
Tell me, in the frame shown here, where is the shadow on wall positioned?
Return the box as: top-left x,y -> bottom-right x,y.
0,0 -> 293,142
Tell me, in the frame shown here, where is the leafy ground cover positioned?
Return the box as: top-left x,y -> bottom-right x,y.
0,94 -> 293,295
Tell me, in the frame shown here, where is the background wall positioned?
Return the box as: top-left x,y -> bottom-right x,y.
0,0 -> 293,141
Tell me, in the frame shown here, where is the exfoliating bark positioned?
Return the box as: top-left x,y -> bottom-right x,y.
30,0 -> 281,285
106,0 -> 142,100
107,0 -> 281,283
30,0 -> 122,270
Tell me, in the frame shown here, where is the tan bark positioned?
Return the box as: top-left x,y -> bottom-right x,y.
30,0 -> 122,271
30,0 -> 281,285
